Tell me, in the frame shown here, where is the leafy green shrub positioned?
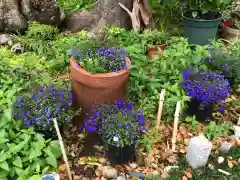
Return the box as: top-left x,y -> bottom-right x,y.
203,121 -> 232,140
0,110 -> 61,179
15,22 -> 58,55
57,0 -> 94,14
26,21 -> 58,40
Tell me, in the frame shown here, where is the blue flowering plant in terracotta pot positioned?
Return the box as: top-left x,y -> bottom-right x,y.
180,69 -> 232,122
70,47 -> 129,74
13,85 -> 80,139
83,100 -> 146,164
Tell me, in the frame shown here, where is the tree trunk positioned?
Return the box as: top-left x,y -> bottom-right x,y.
0,0 -> 64,33
64,0 -> 134,33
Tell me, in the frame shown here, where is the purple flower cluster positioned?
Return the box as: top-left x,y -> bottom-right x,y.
70,47 -> 127,73
202,48 -> 239,80
180,69 -> 232,105
81,100 -> 146,147
13,85 -> 79,132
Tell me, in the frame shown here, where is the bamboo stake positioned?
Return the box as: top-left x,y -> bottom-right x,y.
155,89 -> 165,134
53,118 -> 73,180
172,101 -> 181,151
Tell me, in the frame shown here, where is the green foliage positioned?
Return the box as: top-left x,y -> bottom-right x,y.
57,0 -> 94,14
26,21 -> 58,40
228,147 -> 240,159
0,110 -> 61,179
137,128 -> 162,152
15,22 -> 58,56
145,174 -> 159,180
203,121 -> 232,140
0,47 -> 65,113
149,0 -> 182,35
142,29 -> 169,46
184,116 -> 200,131
177,0 -> 232,18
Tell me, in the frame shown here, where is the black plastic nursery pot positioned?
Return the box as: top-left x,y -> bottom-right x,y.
103,140 -> 135,164
187,98 -> 214,122
38,130 -> 59,140
37,125 -> 65,140
183,13 -> 222,45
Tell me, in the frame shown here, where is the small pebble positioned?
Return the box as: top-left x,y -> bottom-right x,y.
228,135 -> 237,140
128,172 -> 145,178
98,157 -> 106,164
117,176 -> 126,180
218,157 -> 225,164
220,141 -> 231,153
208,164 -> 214,170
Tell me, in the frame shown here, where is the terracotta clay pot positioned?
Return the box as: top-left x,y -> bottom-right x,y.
70,56 -> 131,124
147,44 -> 166,59
221,22 -> 240,42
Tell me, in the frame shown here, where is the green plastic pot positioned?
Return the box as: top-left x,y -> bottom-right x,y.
183,14 -> 222,45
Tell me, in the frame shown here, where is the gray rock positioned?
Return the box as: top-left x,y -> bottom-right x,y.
0,34 -> 13,46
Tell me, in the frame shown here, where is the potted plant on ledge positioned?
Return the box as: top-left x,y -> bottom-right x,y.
221,0 -> 240,41
142,29 -> 168,59
83,100 -> 146,164
70,47 -> 131,121
180,0 -> 232,45
180,69 -> 232,122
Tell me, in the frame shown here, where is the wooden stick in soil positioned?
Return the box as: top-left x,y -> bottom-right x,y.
155,89 -> 165,135
53,118 -> 73,180
171,101 -> 181,152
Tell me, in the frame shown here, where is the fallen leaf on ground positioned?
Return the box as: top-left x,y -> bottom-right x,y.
185,171 -> 192,178
59,164 -> 66,172
228,160 -> 233,168
179,126 -> 189,139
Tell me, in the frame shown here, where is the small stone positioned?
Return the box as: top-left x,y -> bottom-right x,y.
220,141 -> 232,153
208,164 -> 214,170
73,175 -> 81,180
152,170 -> 160,175
152,163 -> 158,169
128,171 -> 145,178
71,151 -> 76,157
129,162 -> 138,169
117,176 -> 126,180
218,157 -> 225,164
228,135 -> 237,140
102,166 -> 118,179
98,157 -> 107,164
106,160 -> 111,165
95,166 -> 103,176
